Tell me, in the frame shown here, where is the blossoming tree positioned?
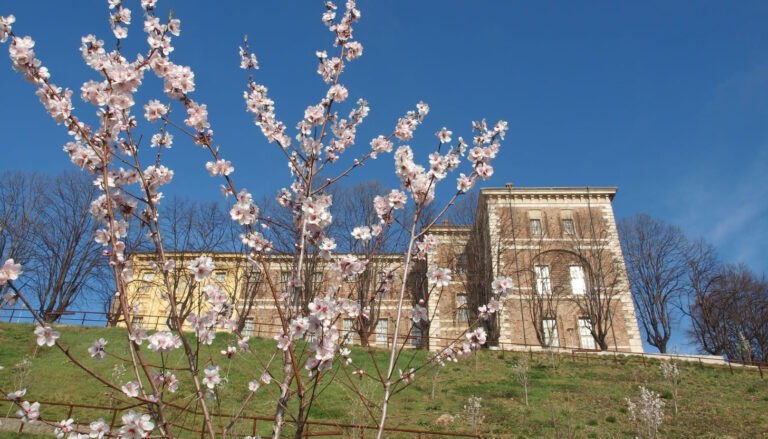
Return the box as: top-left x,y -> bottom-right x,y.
0,1 -> 509,437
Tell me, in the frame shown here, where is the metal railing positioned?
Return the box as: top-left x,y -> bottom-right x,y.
0,399 -> 480,438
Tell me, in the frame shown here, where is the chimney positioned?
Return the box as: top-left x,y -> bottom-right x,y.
505,182 -> 514,188
442,219 -> 450,225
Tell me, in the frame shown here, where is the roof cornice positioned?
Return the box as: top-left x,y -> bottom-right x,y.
480,186 -> 617,201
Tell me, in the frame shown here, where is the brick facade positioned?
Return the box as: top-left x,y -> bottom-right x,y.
124,186 -> 643,353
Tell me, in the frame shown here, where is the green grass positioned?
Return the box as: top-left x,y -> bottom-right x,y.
1,322 -> 767,437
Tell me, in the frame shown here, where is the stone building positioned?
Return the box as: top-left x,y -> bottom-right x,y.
427,185 -> 642,352
123,185 -> 643,353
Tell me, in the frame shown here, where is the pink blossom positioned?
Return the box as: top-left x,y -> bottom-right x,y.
487,298 -> 501,314
203,365 -> 221,389
399,368 -> 415,384
184,100 -> 209,130
88,338 -> 108,360
119,410 -> 154,438
230,189 -> 258,225
457,173 -> 474,193
0,258 -> 22,285
240,232 -> 271,252
370,135 -> 393,158
205,159 -> 234,176
335,254 -> 368,280
416,101 -> 430,117
475,162 -> 494,179
187,256 -> 215,281
345,41 -> 363,60
34,325 -> 59,347
0,15 -> 14,43
147,331 -> 181,353
275,333 -> 291,351
122,381 -> 140,398
150,132 -> 173,148
428,267 -> 452,287
436,127 -> 452,144
319,237 -> 337,259
351,226 -> 372,242
7,388 -> 26,401
411,304 -> 428,323
89,418 -> 110,438
239,46 -> 259,69
54,418 -> 75,438
466,327 -> 487,348
492,275 -> 514,296
327,84 -> 348,102
16,401 -> 40,423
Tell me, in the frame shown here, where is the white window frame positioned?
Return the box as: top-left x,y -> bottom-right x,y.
280,271 -> 293,295
542,318 -> 559,348
535,265 -> 552,296
242,317 -> 255,337
375,319 -> 388,346
411,323 -> 423,346
215,271 -> 227,283
562,218 -> 575,236
578,317 -> 596,349
530,218 -> 543,236
570,265 -> 586,295
456,293 -> 469,322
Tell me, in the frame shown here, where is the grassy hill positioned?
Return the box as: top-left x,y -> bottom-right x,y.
1,321 -> 766,438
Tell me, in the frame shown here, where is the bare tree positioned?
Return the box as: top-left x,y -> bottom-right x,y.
619,214 -> 689,353
0,171 -> 45,303
23,171 -> 111,322
682,239 -> 722,352
689,264 -> 768,362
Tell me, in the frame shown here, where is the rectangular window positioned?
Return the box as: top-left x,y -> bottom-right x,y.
535,266 -> 552,295
411,323 -> 423,347
139,272 -> 154,294
529,218 -> 543,236
248,271 -> 262,283
132,316 -> 144,330
375,319 -> 388,346
456,293 -> 469,322
562,218 -> 575,236
542,318 -> 559,347
570,265 -> 586,295
578,317 -> 595,349
455,253 -> 468,275
242,317 -> 255,337
215,271 -> 227,283
312,271 -> 324,284
343,318 -> 356,345
281,271 -> 293,295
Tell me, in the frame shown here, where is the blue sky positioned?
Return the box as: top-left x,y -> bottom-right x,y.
1,2 -> 766,351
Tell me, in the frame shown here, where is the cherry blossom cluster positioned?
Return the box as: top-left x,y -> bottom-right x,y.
0,258 -> 22,287
151,370 -> 179,393
119,410 -> 155,438
0,0 -> 511,436
373,189 -> 407,225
